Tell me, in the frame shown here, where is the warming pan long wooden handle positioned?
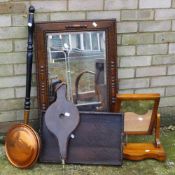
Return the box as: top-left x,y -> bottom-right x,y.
24,2 -> 35,124
5,6 -> 41,169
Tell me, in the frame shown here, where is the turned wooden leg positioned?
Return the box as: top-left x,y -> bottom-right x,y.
155,113 -> 161,148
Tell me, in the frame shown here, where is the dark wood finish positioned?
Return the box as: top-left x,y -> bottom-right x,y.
24,5 -> 35,124
35,19 -> 121,165
39,112 -> 124,165
114,93 -> 166,161
35,19 -> 117,113
45,82 -> 80,163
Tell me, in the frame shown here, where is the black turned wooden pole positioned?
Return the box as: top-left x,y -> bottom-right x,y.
24,5 -> 35,124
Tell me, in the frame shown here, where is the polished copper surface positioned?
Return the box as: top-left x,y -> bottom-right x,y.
5,124 -> 40,169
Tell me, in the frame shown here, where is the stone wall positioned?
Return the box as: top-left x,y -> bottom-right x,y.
0,0 -> 175,125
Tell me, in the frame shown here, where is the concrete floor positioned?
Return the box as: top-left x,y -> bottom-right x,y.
0,129 -> 175,175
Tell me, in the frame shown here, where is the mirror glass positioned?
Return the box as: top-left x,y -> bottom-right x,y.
121,100 -> 154,132
46,31 -> 107,111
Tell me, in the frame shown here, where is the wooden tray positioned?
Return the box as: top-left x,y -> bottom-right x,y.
39,111 -> 124,165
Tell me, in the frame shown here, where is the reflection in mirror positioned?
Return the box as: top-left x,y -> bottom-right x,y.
47,31 -> 107,111
121,100 -> 154,132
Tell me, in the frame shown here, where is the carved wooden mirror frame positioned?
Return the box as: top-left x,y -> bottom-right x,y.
35,19 -> 117,113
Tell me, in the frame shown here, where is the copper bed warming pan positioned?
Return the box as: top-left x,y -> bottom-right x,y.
5,6 -> 41,169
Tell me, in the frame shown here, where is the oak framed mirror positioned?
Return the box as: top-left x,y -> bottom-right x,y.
35,19 -> 117,113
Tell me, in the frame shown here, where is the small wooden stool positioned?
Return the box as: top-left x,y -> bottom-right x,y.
114,93 -> 166,161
